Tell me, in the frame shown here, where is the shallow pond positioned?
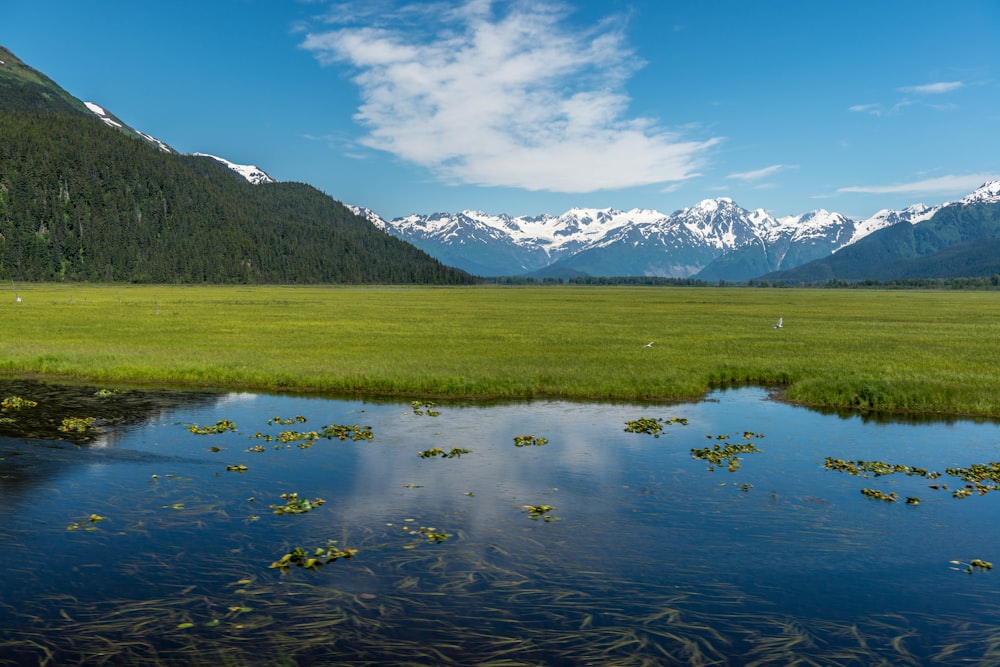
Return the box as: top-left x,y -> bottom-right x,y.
1,380 -> 1000,665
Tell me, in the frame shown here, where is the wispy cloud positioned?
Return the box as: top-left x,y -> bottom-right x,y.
837,173 -> 996,195
848,103 -> 883,116
727,164 -> 796,181
850,80 -> 966,116
300,0 -> 719,192
898,81 -> 965,95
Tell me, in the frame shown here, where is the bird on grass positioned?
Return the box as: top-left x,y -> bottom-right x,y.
773,317 -> 783,329
643,341 -> 654,348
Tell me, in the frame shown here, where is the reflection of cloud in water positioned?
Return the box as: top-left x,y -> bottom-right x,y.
338,400 -> 688,541
214,392 -> 259,406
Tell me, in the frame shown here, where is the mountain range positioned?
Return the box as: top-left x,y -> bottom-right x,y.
353,184 -> 1000,281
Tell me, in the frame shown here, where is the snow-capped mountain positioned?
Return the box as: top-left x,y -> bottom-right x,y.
193,153 -> 275,185
356,181 -> 1000,280
83,102 -> 274,185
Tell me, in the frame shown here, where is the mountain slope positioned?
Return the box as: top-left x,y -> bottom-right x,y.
0,47 -> 472,285
760,192 -> 1000,283
0,46 -> 91,116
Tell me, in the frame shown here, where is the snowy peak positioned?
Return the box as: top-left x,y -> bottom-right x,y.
194,153 -> 276,185
961,180 -> 1000,205
349,206 -> 388,231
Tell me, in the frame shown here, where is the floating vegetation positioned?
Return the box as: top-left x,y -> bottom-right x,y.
188,419 -> 236,435
269,492 -> 325,515
1,395 -> 38,409
513,434 -> 548,447
269,542 -> 358,572
411,401 -> 440,416
58,416 -> 98,433
401,525 -> 452,543
950,558 -> 994,574
66,514 -> 106,531
624,416 -> 688,438
320,423 -> 374,441
248,423 -> 374,445
824,458 -> 941,479
225,464 -> 248,473
861,488 -> 898,502
827,457 -> 1000,502
93,389 -> 118,398
267,415 -> 307,425
524,504 -> 558,521
690,437 -> 762,472
417,447 -> 472,459
946,462 -> 1000,495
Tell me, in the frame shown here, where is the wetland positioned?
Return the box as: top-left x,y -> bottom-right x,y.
2,378 -> 1000,665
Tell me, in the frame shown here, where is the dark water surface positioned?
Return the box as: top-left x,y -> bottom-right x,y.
1,380 -> 999,665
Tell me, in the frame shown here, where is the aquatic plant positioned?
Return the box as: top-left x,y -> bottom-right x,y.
624,417 -> 688,438
269,492 -> 325,515
417,447 -> 472,459
824,457 -> 941,479
269,542 -> 358,573
93,389 -> 118,398
268,415 -> 307,425
690,439 -> 762,472
411,401 -> 440,416
950,558 -> 994,574
225,464 -> 248,473
188,419 -> 237,435
401,525 -> 452,543
66,514 -> 106,531
860,488 -> 898,502
524,504 -> 557,522
1,396 -> 37,409
513,435 -> 548,447
58,416 -> 98,433
319,424 -> 374,441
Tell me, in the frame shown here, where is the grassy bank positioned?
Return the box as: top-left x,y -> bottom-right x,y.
1,284 -> 999,415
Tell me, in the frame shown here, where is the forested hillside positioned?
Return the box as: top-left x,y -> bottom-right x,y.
0,47 -> 473,284
760,201 -> 1000,283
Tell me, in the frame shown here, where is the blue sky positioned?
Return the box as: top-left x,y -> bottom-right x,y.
3,0 -> 998,220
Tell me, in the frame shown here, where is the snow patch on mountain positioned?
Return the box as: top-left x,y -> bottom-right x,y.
194,153 -> 276,185
85,101 -> 174,152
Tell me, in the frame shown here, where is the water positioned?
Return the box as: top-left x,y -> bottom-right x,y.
1,380 -> 999,665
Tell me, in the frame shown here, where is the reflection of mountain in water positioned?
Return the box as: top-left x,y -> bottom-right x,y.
0,378 -> 220,497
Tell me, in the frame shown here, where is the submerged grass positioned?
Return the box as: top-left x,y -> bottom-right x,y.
1,284 -> 999,415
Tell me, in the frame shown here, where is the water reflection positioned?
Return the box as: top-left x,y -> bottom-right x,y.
1,380 -> 999,665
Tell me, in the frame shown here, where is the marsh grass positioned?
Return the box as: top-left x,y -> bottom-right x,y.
2,284 -> 1000,414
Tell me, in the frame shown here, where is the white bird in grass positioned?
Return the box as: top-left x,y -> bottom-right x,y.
644,341 -> 654,348
773,317 -> 782,329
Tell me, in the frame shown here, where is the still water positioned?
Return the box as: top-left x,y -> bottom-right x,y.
1,380 -> 999,665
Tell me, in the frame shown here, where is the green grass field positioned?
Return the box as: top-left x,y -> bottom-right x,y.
2,284 -> 999,415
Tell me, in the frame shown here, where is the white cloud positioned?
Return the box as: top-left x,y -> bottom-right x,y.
300,0 -> 719,192
727,164 -> 796,181
837,173 -> 997,195
898,81 -> 965,95
848,103 -> 883,116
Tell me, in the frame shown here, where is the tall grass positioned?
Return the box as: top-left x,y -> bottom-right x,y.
2,284 -> 999,415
